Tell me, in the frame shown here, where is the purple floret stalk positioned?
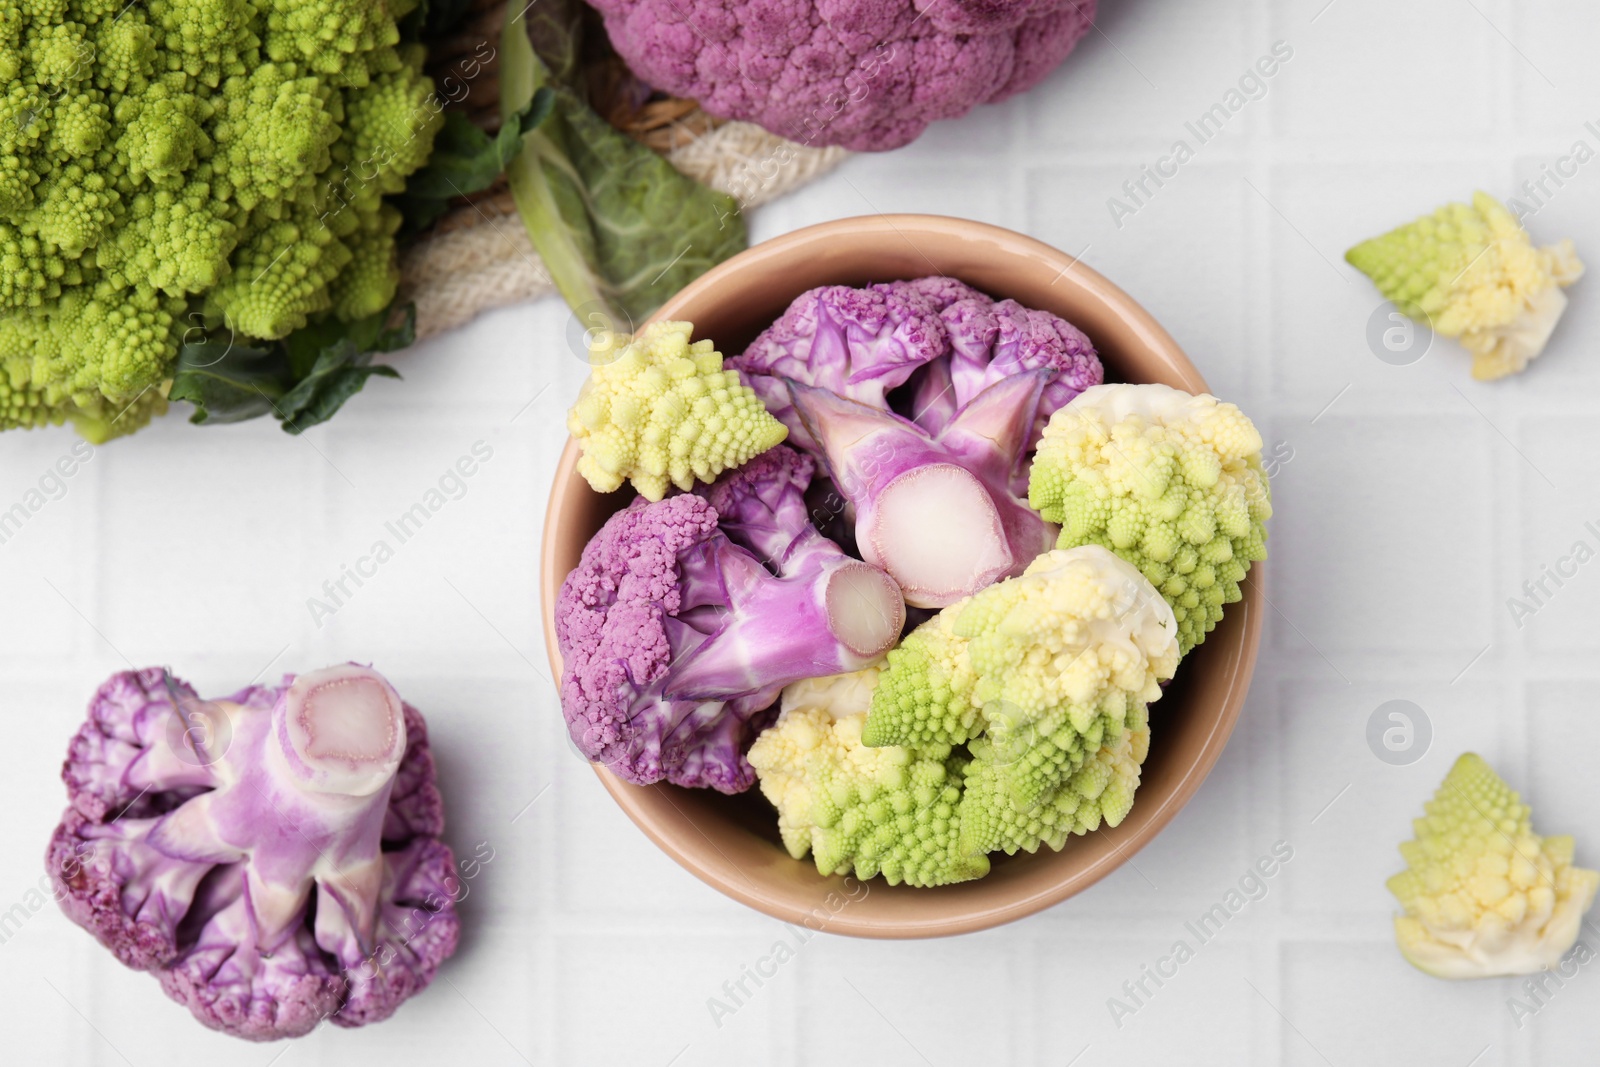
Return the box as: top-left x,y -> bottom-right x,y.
666,532 -> 904,702
144,666 -> 405,956
789,373 -> 1058,608
50,664 -> 457,1040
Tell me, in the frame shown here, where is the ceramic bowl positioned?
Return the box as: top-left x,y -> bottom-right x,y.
539,215 -> 1262,938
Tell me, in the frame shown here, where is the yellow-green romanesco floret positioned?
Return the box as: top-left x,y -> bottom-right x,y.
748,667 -> 989,888
863,546 -> 1177,860
0,0 -> 439,437
1029,383 -> 1270,657
1388,753 -> 1599,979
1347,192 -> 1584,381
961,699 -> 1150,856
568,320 -> 789,500
863,607 -> 980,748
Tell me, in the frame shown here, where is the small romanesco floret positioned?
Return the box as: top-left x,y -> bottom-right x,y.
749,667 -> 989,888
0,0 -> 442,438
1348,192 -> 1583,381
1029,383 -> 1271,657
1388,753 -> 1599,979
568,321 -> 789,500
863,546 -> 1179,859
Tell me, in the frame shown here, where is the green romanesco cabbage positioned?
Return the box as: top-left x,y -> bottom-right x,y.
864,546 -> 1180,859
748,667 -> 989,888
1388,753 -> 1599,979
1348,192 -> 1584,381
568,320 -> 789,500
0,0 -> 442,438
1029,383 -> 1271,657
961,699 -> 1150,855
862,608 -> 980,749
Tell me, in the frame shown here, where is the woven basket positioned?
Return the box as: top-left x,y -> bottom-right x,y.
400,0 -> 849,339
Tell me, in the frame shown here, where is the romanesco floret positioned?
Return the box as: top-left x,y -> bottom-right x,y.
1388,753 -> 1599,979
1029,383 -> 1271,656
748,667 -> 989,888
0,0 -> 442,437
568,321 -> 789,501
863,608 -> 980,748
863,546 -> 1179,859
1348,192 -> 1584,381
961,699 -> 1150,855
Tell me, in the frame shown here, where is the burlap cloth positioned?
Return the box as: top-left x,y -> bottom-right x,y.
399,119 -> 848,339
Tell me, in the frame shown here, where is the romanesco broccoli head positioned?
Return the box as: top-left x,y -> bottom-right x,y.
1029,383 -> 1270,656
748,667 -> 989,888
0,0 -> 441,438
568,321 -> 789,501
1388,753 -> 1599,979
1347,191 -> 1584,381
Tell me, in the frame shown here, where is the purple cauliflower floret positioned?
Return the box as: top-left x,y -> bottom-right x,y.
729,282 -> 959,452
788,371 -> 1059,608
556,485 -> 904,794
589,0 -> 1097,151
910,294 -> 1101,491
47,666 -> 460,1042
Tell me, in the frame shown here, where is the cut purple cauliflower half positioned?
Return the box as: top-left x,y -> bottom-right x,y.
910,295 -> 1101,489
556,488 -> 905,794
48,665 -> 459,1042
589,0 -> 1097,150
789,372 -> 1058,609
729,281 -> 966,453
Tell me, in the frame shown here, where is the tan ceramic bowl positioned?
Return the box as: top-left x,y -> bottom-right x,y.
539,215 -> 1262,938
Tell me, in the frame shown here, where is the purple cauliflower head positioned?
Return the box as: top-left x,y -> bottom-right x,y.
48,665 -> 459,1041
588,0 -> 1098,151
556,480 -> 904,793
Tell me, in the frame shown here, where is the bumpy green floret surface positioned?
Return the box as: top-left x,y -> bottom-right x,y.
863,546 -> 1180,862
1030,383 -> 1271,656
567,321 -> 789,500
0,0 -> 442,437
749,669 -> 990,888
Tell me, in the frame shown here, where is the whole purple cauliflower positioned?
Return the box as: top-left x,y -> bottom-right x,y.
47,666 -> 459,1041
588,0 -> 1099,151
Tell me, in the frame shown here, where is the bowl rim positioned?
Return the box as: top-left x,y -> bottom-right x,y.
539,213 -> 1262,938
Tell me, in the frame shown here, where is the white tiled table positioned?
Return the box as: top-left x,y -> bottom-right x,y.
5,1 -> 1599,1063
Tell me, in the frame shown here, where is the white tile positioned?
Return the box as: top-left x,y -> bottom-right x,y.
1024,0 -> 1257,150
1273,0 -> 1497,141
554,933 -> 780,1066
1281,941 -> 1512,1066
1269,414 -> 1495,660
1277,676 -> 1516,918
1025,163 -> 1254,394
